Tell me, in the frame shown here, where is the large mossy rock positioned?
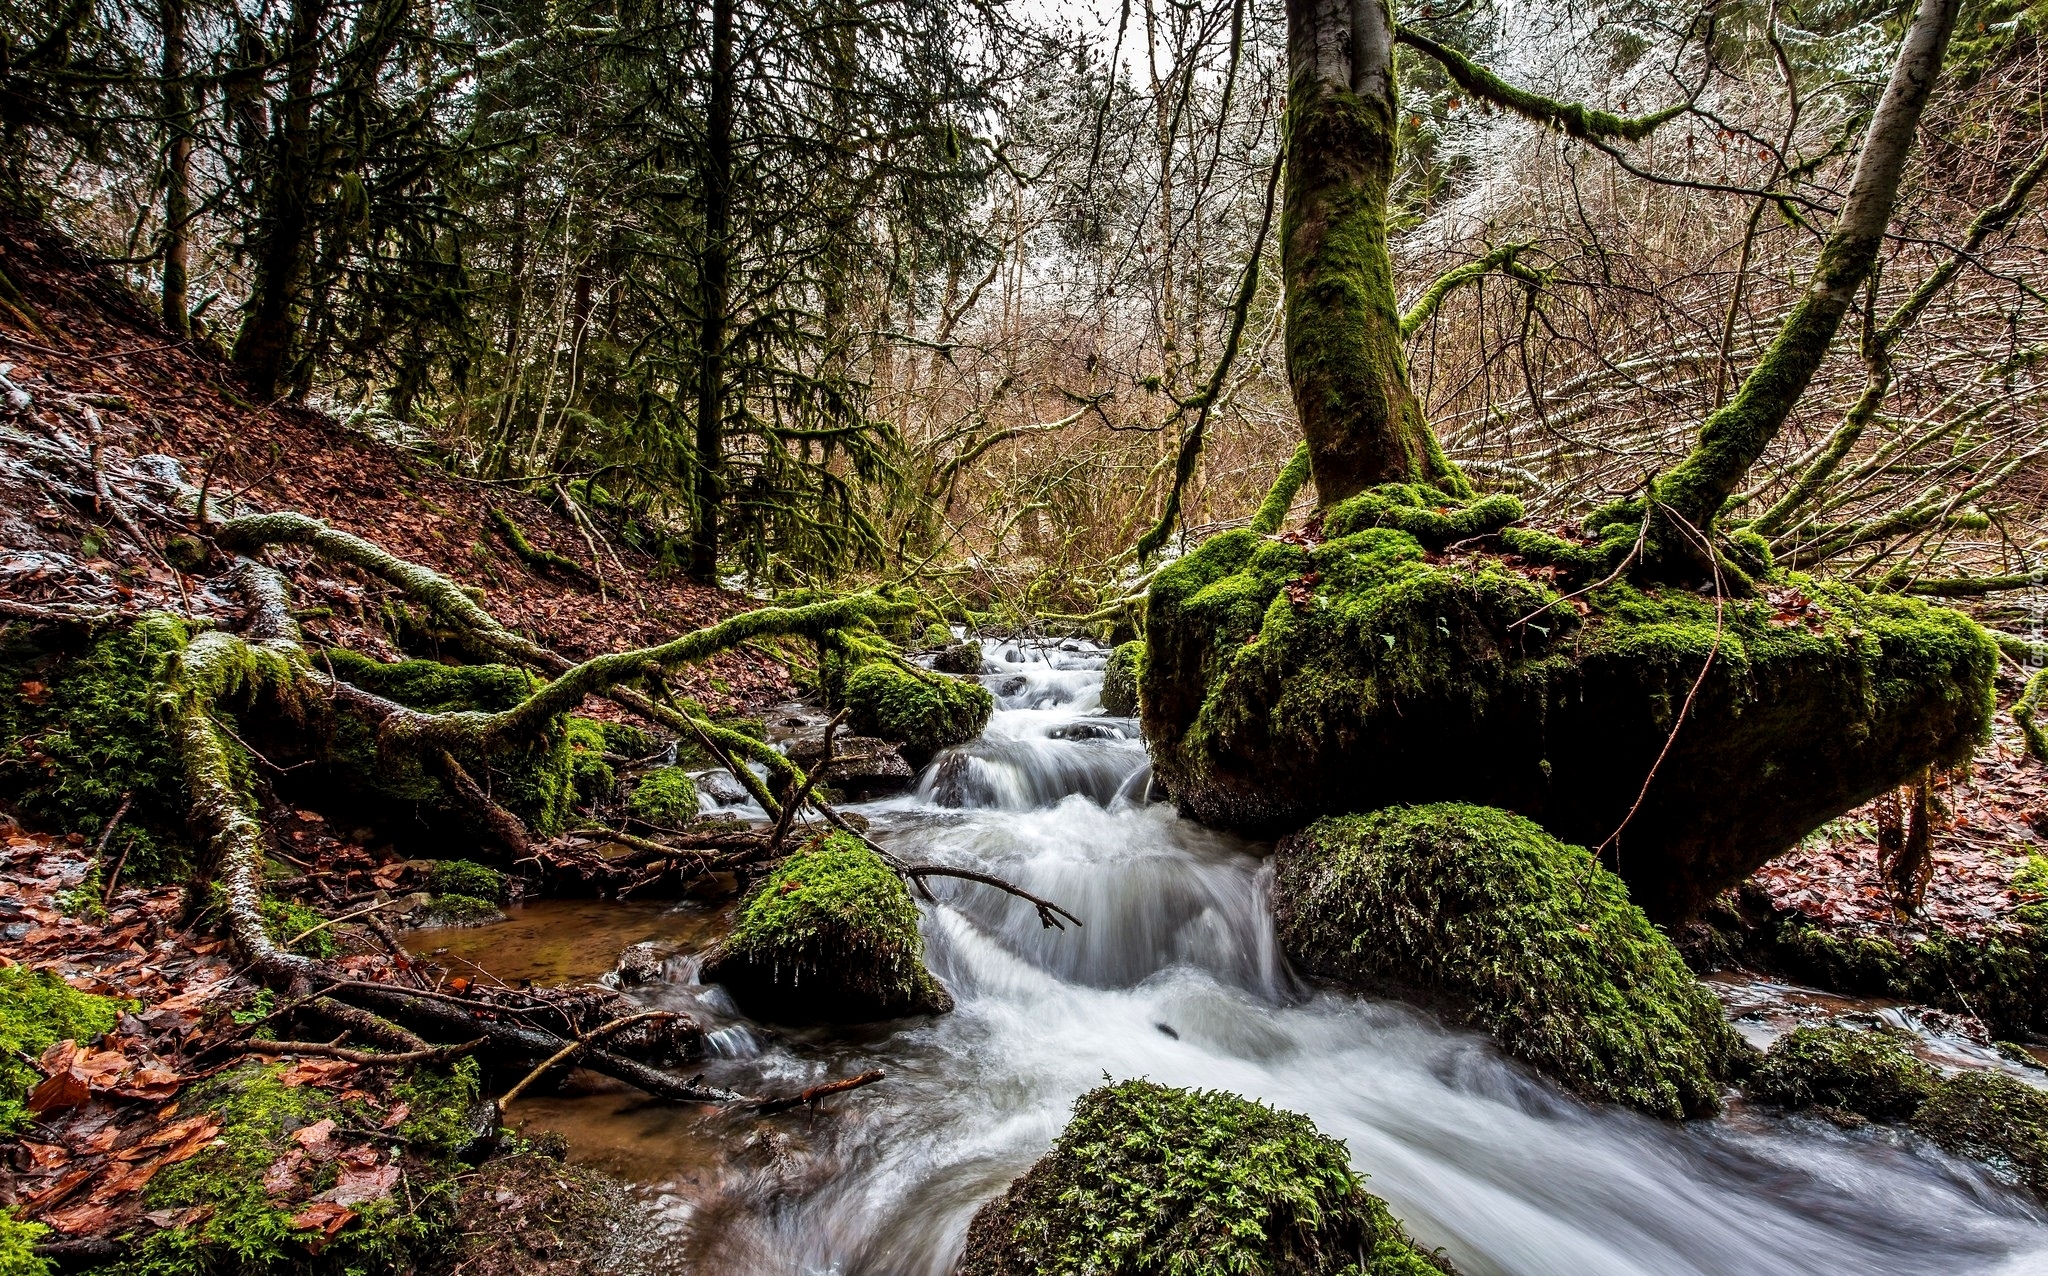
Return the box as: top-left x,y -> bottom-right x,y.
1143,487 -> 1996,919
843,660 -> 993,765
958,1079 -> 1452,1276
701,830 -> 951,1022
1273,804 -> 1748,1119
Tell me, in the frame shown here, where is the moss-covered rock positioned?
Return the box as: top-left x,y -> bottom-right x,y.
624,767 -> 700,827
427,859 -> 507,903
0,615 -> 202,882
564,715 -> 616,806
1745,1026 -> 1938,1123
932,640 -> 985,675
1912,1070 -> 2048,1200
422,893 -> 507,927
701,831 -> 950,1022
1274,804 -> 1747,1119
0,966 -> 127,1135
101,1059 -> 484,1275
843,661 -> 992,764
958,1080 -> 1453,1276
1100,640 -> 1143,717
1143,485 -> 1996,919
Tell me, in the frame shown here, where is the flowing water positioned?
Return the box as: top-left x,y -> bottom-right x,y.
466,641 -> 2048,1275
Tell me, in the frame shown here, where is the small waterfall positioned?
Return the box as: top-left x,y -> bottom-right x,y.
645,638 -> 2048,1275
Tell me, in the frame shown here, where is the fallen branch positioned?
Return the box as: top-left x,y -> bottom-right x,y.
899,864 -> 1083,931
244,1037 -> 487,1066
498,1011 -> 680,1110
749,1069 -> 886,1115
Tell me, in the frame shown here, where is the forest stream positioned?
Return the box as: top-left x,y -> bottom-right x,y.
397,640 -> 2048,1275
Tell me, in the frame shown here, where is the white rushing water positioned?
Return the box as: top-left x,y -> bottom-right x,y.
665,640 -> 2048,1275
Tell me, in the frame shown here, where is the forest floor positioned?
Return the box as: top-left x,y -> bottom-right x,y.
4,210 -> 2048,1268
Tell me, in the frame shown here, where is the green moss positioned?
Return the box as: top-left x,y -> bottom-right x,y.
564,716 -> 615,806
1274,804 -> 1747,1119
1100,640 -> 1144,717
427,894 -> 504,924
624,767 -> 699,828
1323,484 -> 1523,549
0,966 -> 127,1136
920,622 -> 954,649
843,661 -> 992,762
106,1059 -> 481,1275
1144,495 -> 1997,919
957,1080 -> 1453,1276
0,616 -> 201,882
1912,1070 -> 2048,1200
0,1208 -> 52,1276
318,648 -> 578,839
703,831 -> 950,1022
426,859 -> 506,903
1745,1026 -> 1938,1123
1282,71 -> 1468,504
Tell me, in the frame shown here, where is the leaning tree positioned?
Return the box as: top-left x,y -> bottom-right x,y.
1139,0 -> 2004,921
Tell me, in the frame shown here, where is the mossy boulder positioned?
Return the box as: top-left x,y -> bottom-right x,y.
1911,1070 -> 2048,1200
0,966 -> 127,1135
625,767 -> 700,827
958,1080 -> 1453,1276
701,831 -> 950,1022
1143,485 -> 1996,919
427,859 -> 507,903
843,661 -> 992,765
1745,1026 -> 1938,1123
932,640 -> 986,675
1273,804 -> 1748,1119
1100,640 -> 1143,717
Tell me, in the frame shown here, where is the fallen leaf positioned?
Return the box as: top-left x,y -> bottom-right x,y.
290,1200 -> 357,1243
277,1059 -> 355,1088
292,1118 -> 337,1153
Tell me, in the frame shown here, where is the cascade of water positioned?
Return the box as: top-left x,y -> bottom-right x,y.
651,639 -> 2048,1275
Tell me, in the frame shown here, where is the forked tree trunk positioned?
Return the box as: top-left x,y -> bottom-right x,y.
1282,0 -> 1466,505
1639,0 -> 1961,574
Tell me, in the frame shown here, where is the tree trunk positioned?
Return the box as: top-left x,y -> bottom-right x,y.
158,0 -> 191,338
232,0 -> 327,399
689,0 -> 734,584
1640,0 -> 1960,571
1282,0 -> 1465,505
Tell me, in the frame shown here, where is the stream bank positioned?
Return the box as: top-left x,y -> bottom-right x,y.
432,639 -> 2048,1275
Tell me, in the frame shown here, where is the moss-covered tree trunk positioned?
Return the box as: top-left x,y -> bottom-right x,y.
1282,0 -> 1467,505
1631,0 -> 1961,577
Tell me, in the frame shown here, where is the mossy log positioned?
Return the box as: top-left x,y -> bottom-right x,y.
1273,804 -> 1747,1119
1143,487 -> 1995,920
700,830 -> 951,1023
958,1079 -> 1453,1276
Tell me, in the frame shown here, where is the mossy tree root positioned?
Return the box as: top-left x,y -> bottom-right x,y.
486,505 -> 595,583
